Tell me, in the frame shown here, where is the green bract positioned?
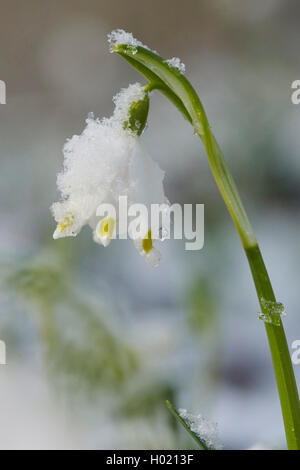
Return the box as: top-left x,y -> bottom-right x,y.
124,92 -> 150,136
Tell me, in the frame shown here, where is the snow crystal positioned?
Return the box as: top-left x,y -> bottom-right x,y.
165,57 -> 185,74
112,83 -> 146,127
55,83 -> 146,203
108,29 -> 151,54
258,298 -> 286,326
179,408 -> 223,450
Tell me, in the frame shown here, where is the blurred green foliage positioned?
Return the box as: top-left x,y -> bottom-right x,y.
7,260 -> 139,390
186,277 -> 217,334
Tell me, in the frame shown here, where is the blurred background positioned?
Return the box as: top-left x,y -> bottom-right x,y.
1,0 -> 300,450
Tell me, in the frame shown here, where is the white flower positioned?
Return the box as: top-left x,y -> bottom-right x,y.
51,83 -> 167,267
134,230 -> 162,268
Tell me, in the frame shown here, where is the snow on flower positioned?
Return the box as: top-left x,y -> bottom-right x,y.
51,83 -> 167,267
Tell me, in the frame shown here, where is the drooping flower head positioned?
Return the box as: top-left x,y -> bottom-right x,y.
51,83 -> 167,267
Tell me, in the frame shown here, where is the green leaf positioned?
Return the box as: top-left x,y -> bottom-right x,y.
115,46 -> 196,126
166,400 -> 219,450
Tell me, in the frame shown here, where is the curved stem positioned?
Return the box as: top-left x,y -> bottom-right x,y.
194,96 -> 300,451
246,245 -> 300,449
200,114 -> 300,449
115,43 -> 300,449
203,127 -> 300,449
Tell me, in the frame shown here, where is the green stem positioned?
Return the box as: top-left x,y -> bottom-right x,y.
114,43 -> 300,449
246,245 -> 300,449
197,100 -> 300,451
202,117 -> 300,450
